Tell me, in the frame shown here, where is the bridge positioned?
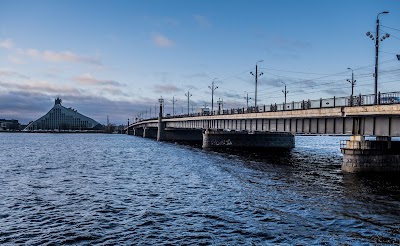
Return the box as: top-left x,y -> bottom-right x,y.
126,92 -> 400,173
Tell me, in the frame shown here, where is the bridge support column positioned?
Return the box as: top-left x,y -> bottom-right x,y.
202,130 -> 294,149
341,135 -> 400,172
157,101 -> 165,141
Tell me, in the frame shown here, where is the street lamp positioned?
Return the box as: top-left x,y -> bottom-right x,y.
217,97 -> 223,114
366,11 -> 389,104
171,96 -> 177,116
208,78 -> 218,115
158,97 -> 164,117
185,90 -> 192,115
281,82 -> 289,106
244,91 -> 252,108
347,68 -> 356,106
250,60 -> 264,108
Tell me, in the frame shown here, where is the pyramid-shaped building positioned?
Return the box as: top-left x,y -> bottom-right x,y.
24,98 -> 102,131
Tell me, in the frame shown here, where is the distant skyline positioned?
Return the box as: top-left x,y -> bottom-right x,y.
1,0 -> 399,125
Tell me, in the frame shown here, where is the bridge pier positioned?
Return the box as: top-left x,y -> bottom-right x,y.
341,135 -> 400,172
202,130 -> 295,149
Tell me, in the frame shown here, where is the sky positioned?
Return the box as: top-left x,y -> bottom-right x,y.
0,0 -> 399,125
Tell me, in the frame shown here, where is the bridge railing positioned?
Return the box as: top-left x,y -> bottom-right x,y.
134,91 -> 400,123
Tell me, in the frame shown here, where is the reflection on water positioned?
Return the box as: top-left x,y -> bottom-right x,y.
0,133 -> 399,245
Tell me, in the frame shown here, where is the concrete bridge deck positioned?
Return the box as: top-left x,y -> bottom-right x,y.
131,104 -> 400,137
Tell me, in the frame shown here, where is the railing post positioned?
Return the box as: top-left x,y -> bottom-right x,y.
333,96 -> 336,107
320,98 -> 322,108
378,92 -> 381,105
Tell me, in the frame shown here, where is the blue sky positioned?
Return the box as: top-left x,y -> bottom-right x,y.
0,0 -> 399,125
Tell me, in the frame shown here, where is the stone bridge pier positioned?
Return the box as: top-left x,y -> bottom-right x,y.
341,135 -> 400,172
202,129 -> 294,150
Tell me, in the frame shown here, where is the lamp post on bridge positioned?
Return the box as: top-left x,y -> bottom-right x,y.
185,90 -> 192,115
158,97 -> 164,118
244,91 -> 252,108
171,96 -> 177,116
217,98 -> 223,114
281,82 -> 289,107
250,60 -> 264,108
209,78 -> 218,115
347,68 -> 356,106
366,11 -> 389,105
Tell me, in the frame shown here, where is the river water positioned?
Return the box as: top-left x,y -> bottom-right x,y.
0,133 -> 399,245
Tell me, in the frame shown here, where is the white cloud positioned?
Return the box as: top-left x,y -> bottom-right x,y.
193,15 -> 211,28
152,33 -> 174,48
18,48 -> 102,65
75,73 -> 125,87
8,55 -> 24,64
0,68 -> 28,78
0,39 -> 14,49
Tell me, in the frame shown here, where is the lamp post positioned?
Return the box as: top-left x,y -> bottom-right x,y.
208,78 -> 218,115
217,98 -> 223,114
250,60 -> 264,108
347,68 -> 356,106
366,11 -> 389,104
158,97 -> 164,117
171,96 -> 177,116
244,91 -> 252,108
281,82 -> 289,106
185,90 -> 192,115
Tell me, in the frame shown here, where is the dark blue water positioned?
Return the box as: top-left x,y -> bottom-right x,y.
0,133 -> 399,245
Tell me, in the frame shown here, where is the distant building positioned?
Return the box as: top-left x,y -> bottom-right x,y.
0,119 -> 19,131
24,98 -> 102,131
197,107 -> 210,115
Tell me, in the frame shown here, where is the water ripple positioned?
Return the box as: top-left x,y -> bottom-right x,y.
0,133 -> 399,245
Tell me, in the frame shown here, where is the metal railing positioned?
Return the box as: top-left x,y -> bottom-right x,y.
136,91 -> 400,123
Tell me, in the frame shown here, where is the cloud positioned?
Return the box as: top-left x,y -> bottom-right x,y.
0,39 -> 14,49
0,85 -> 165,125
193,15 -> 211,28
0,79 -> 80,95
17,48 -> 102,66
152,33 -> 174,48
8,55 -> 24,64
153,84 -> 180,94
0,69 -> 29,79
75,73 -> 125,87
222,92 -> 242,100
